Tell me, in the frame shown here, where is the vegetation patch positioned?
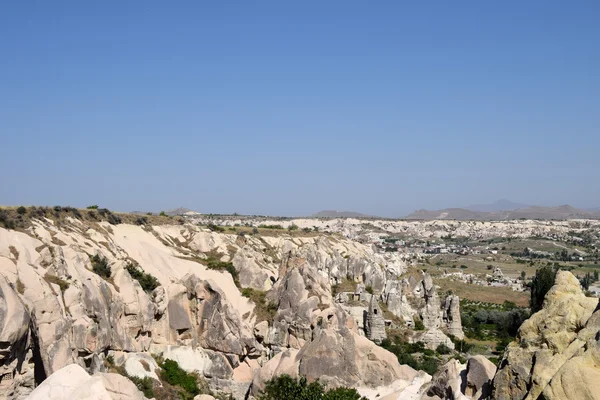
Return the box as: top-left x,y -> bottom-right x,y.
91,254 -> 112,278
158,358 -> 200,399
241,288 -> 278,323
8,245 -> 19,260
379,337 -> 441,375
258,224 -> 284,230
258,374 -> 367,400
16,279 -> 25,294
205,255 -> 240,287
125,262 -> 160,292
43,273 -> 70,292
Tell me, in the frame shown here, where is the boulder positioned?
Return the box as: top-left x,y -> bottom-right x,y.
423,359 -> 467,400
492,271 -> 600,400
0,277 -> 34,400
465,355 -> 495,399
26,364 -> 145,400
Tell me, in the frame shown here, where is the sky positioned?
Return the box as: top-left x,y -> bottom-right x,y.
1,1 -> 599,217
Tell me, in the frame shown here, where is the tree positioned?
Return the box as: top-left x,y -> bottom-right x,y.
520,271 -> 526,281
16,206 -> 27,215
530,266 -> 556,312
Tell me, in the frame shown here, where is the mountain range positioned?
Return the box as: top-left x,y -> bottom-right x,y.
406,203 -> 600,220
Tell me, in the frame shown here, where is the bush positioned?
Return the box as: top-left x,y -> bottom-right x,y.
91,254 -> 112,278
414,318 -> 425,331
87,205 -> 99,209
160,359 -> 199,397
436,343 -> 452,355
288,224 -> 299,231
258,224 -> 283,230
107,213 -> 122,225
16,206 -> 27,215
258,375 -> 366,400
365,285 -> 374,295
206,257 -> 239,287
135,216 -> 148,226
159,211 -> 167,217
125,263 -> 160,292
207,223 -> 225,233
128,376 -> 154,399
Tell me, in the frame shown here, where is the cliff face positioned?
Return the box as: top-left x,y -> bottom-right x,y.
492,270 -> 600,400
0,217 -> 429,399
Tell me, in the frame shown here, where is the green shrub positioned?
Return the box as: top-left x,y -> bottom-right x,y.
160,359 -> 199,397
125,263 -> 160,292
258,224 -> 283,230
288,224 -> 299,231
91,254 -> 112,278
135,216 -> 148,226
365,285 -> 374,295
414,318 -> 425,331
159,211 -> 167,217
436,343 -> 452,355
206,257 -> 239,287
87,205 -> 99,209
107,213 -> 121,225
258,375 -> 366,400
16,206 -> 27,215
128,376 -> 155,399
207,223 -> 225,233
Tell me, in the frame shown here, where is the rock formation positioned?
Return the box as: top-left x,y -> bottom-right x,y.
365,295 -> 386,343
0,217 -> 423,399
492,270 -> 600,400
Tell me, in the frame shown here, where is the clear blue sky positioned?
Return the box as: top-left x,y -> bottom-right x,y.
1,1 -> 599,217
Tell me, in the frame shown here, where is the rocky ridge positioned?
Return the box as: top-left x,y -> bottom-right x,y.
0,216 -> 446,399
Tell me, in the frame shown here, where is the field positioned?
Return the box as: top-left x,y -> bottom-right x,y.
433,278 -> 530,306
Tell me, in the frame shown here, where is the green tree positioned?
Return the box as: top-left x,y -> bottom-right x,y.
16,206 -> 27,215
520,271 -> 526,281
530,266 -> 556,312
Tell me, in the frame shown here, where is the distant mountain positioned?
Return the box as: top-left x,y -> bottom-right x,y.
405,204 -> 600,221
311,210 -> 374,218
466,199 -> 531,212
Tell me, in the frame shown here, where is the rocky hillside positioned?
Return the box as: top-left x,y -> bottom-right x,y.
491,270 -> 600,399
191,215 -> 600,242
0,208 -> 461,399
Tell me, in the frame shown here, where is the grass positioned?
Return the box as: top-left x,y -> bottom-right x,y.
16,279 -> 25,294
331,277 -> 358,296
434,278 -> 530,306
241,288 -> 278,323
43,273 -> 69,292
205,255 -> 240,287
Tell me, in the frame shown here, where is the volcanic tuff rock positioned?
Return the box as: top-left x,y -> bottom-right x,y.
420,356 -> 496,400
492,270 -> 600,400
25,364 -> 144,400
0,216 -> 426,399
